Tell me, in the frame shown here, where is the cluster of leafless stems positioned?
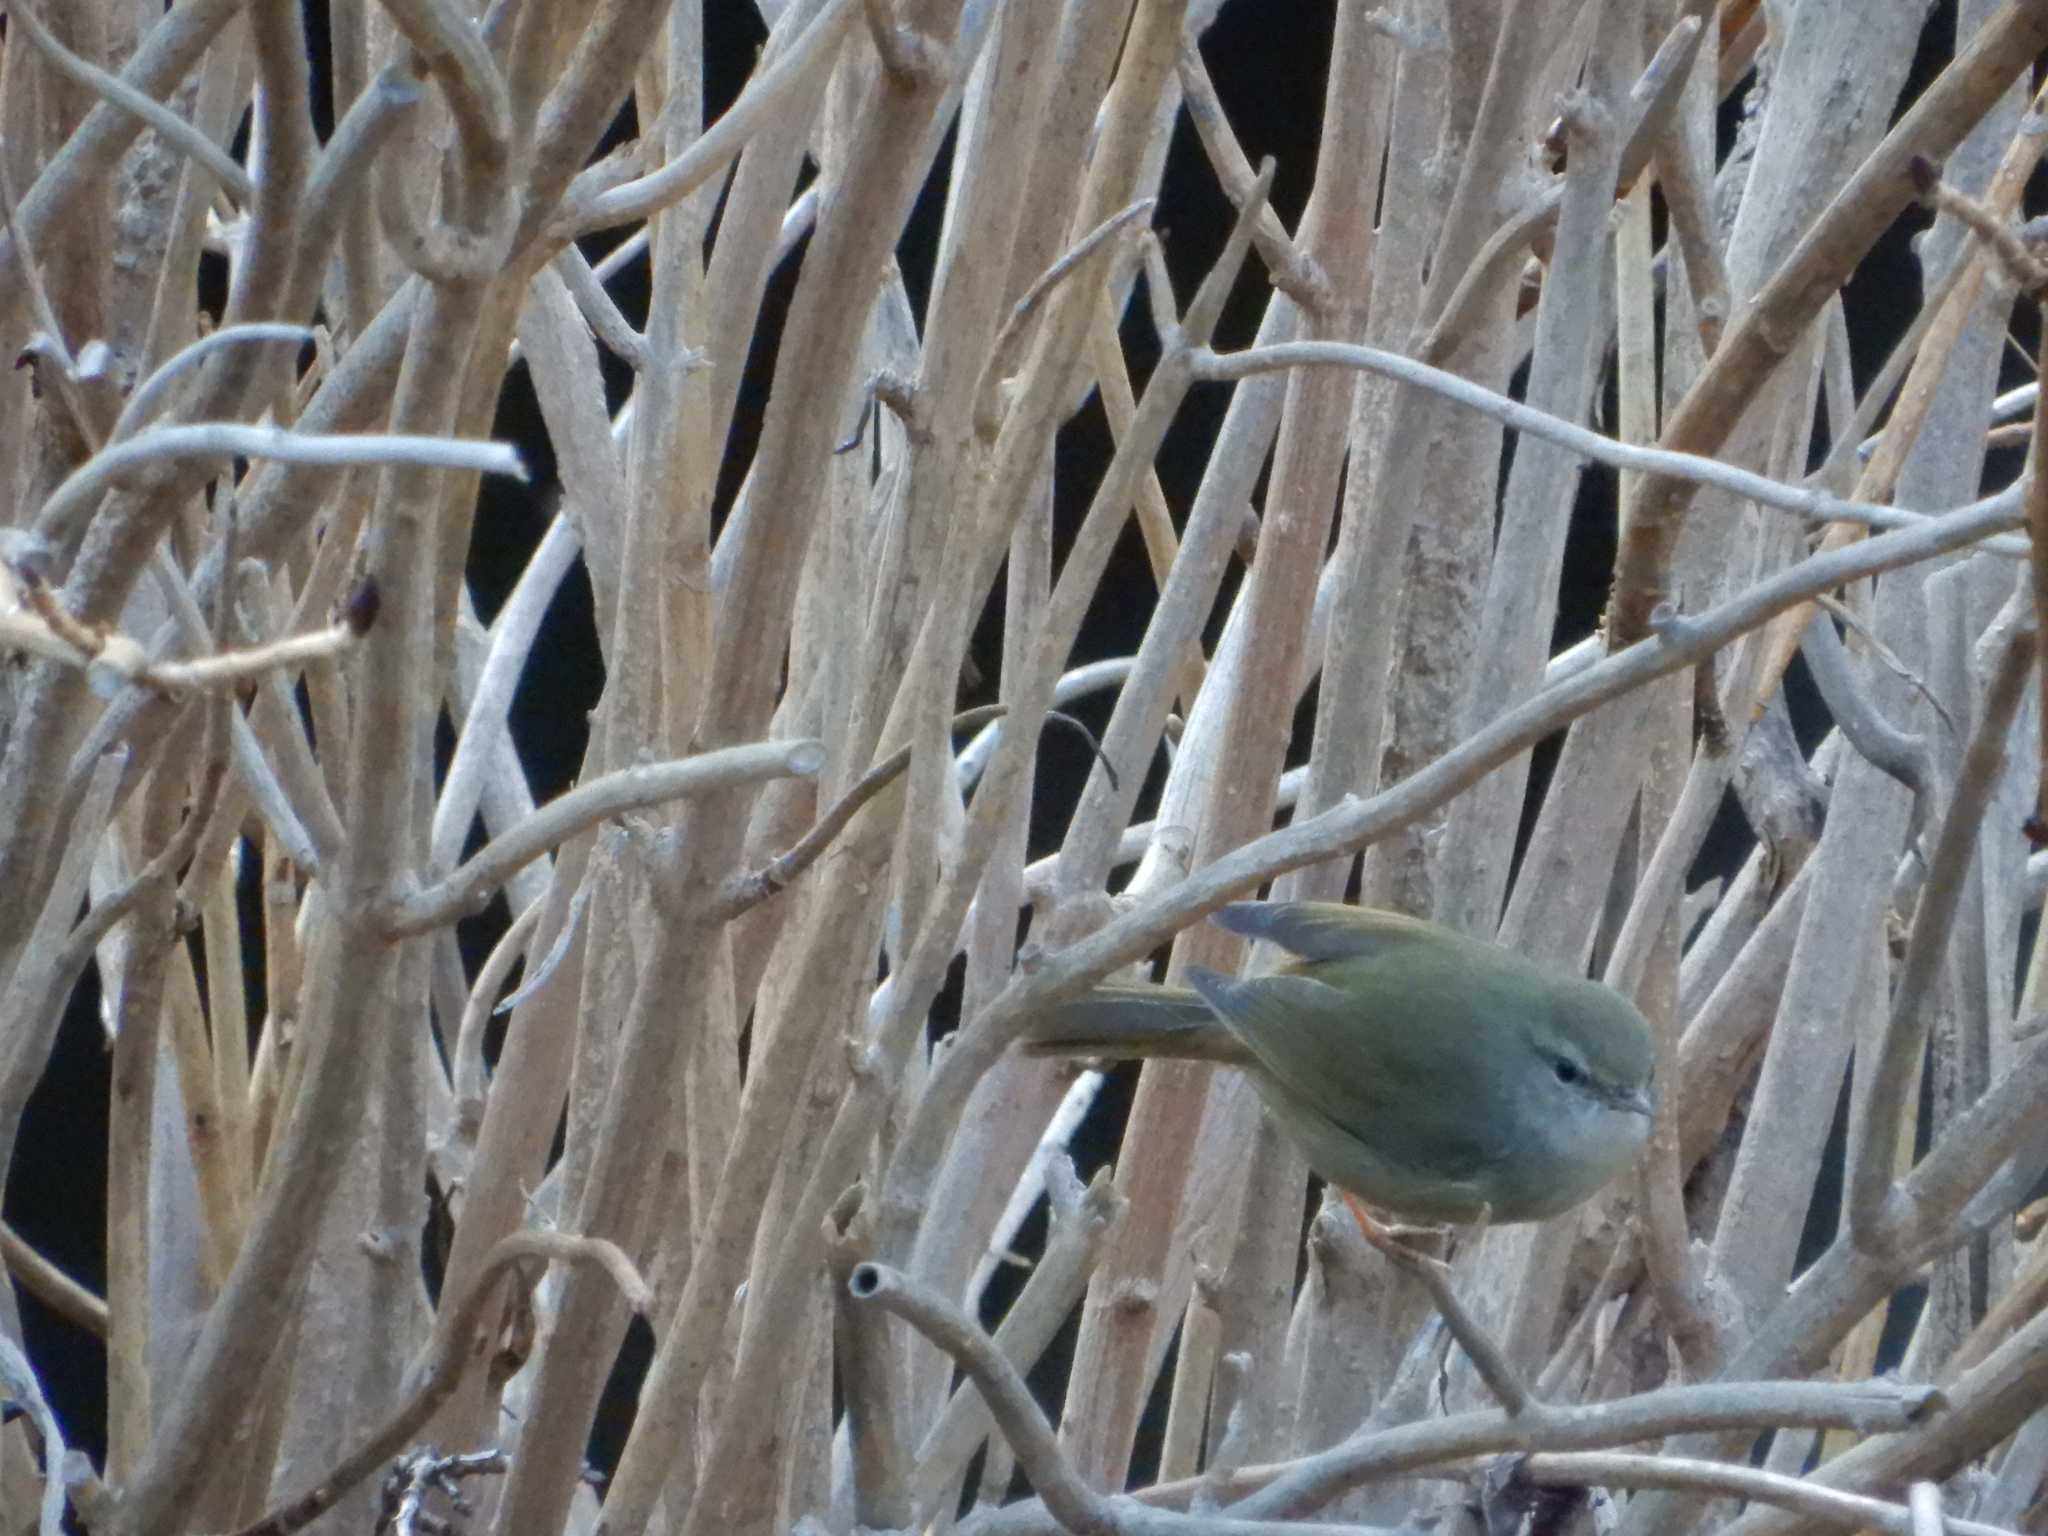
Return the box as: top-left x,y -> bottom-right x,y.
2,1 -> 2048,1535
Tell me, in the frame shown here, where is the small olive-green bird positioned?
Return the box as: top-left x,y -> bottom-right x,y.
1024,901 -> 1656,1225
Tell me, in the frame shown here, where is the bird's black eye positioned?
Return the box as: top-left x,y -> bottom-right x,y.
1553,1058 -> 1582,1086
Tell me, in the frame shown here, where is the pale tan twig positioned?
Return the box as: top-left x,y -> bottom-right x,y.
1191,340 -> 2028,556
4,0 -> 253,203
2028,231 -> 2048,843
0,127 -> 99,447
32,423 -> 525,548
1909,153 -> 2048,296
225,1232 -> 650,1536
552,0 -> 863,237
1848,622 -> 2034,1248
112,324 -> 314,440
1417,12 -> 1705,365
912,1162 -> 1127,1518
1509,1452 -> 2018,1536
1,560 -> 371,698
452,891 -> 545,1110
975,198 -> 1158,437
1607,0 -> 2048,644
715,704 -> 1002,918
1176,45 -> 1329,311
861,0 -> 947,84
389,738 -> 826,935
1340,1192 -> 1532,1415
852,1262 -> 1402,1536
961,1376 -> 1944,1536
0,1220 -> 110,1338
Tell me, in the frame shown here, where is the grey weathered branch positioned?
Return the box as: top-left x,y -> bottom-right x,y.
1717,1303 -> 2048,1536
1416,12 -> 1705,366
1512,1452 -> 2018,1536
962,1375 -> 1944,1536
1799,612 -> 1934,805
1848,620 -> 2033,1247
1192,340 -> 2028,555
910,1161 -> 1127,1521
851,1262 -> 1404,1536
1343,1205 -> 1532,1415
0,1220 -> 110,1338
5,0 -> 253,203
390,739 -> 826,935
553,0 -> 863,237
224,1232 -> 649,1536
32,424 -> 525,549
112,325 -> 315,440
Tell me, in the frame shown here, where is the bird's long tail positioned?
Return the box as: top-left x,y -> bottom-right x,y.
1019,983 -> 1251,1065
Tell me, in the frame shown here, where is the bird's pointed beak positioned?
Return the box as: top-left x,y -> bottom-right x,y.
1619,1085 -> 1656,1118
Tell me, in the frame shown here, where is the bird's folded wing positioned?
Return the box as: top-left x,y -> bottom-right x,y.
1258,1077 -> 1498,1217
1186,967 -> 1506,1180
1212,901 -> 1462,967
